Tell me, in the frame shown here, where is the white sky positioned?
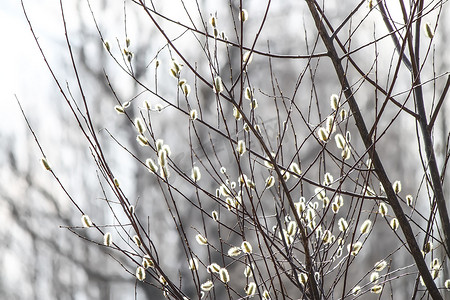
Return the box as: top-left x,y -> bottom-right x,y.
0,0 -> 58,140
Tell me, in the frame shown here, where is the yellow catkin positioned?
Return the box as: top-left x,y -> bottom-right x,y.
241,241 -> 253,253
424,22 -> 434,38
214,76 -> 224,93
40,157 -> 51,171
245,282 -> 256,296
360,219 -> 372,235
201,280 -> 214,292
136,266 -> 145,281
195,234 -> 208,245
220,268 -> 230,283
228,246 -> 241,256
103,232 -> 112,246
81,215 -> 92,228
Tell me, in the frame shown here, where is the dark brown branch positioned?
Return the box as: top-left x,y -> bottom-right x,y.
304,0 -> 443,298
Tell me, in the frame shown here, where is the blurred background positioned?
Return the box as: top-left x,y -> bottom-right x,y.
1,0 -> 450,299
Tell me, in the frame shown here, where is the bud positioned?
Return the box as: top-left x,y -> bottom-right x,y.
406,194 -> 413,207
338,218 -> 348,232
365,158 -> 374,169
432,268 -> 439,279
332,202 -> 340,214
340,109 -> 348,120
250,99 -> 258,109
322,230 -> 332,244
379,202 -> 388,217
245,87 -> 252,100
137,134 -> 149,146
326,116 -> 336,134
158,149 -> 168,168
104,40 -> 110,52
146,158 -> 158,174
219,268 -> 230,283
201,280 -> 214,292
390,218 -> 399,231
432,258 -> 440,270
207,263 -> 221,273
103,232 -> 112,246
371,285 -> 382,294
228,246 -> 241,256
342,146 -> 351,160
181,83 -> 191,97
219,184 -> 230,197
392,180 -> 402,194
114,105 -> 125,114
209,16 -> 217,28
317,127 -> 329,142
221,31 -> 228,40
162,144 -> 171,157
265,176 -> 275,188
255,124 -> 261,134
374,260 -> 387,272
239,9 -> 249,22
298,273 -> 308,286
154,104 -> 163,112
330,94 -> 339,110
360,219 -> 372,235
40,157 -> 51,171
195,234 -> 208,245
424,22 -> 434,38
189,257 -> 199,270
245,282 -> 256,297
142,255 -> 154,269
243,51 -> 253,64
315,187 -> 326,200
81,214 -> 93,228
241,241 -> 253,253
155,139 -> 164,152
190,109 -> 198,120
233,106 -> 242,120
211,210 -> 219,221
323,172 -> 333,186
424,241 -> 433,253
335,134 -> 346,149
370,272 -> 379,283
171,60 -> 183,76
237,140 -> 246,156
336,246 -> 343,257
159,275 -> 167,285
348,241 -> 363,256
133,235 -> 142,247
214,76 -> 224,94
136,266 -> 146,281
352,286 -> 361,295
191,166 -> 201,181
287,221 -> 297,236
289,162 -> 301,176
